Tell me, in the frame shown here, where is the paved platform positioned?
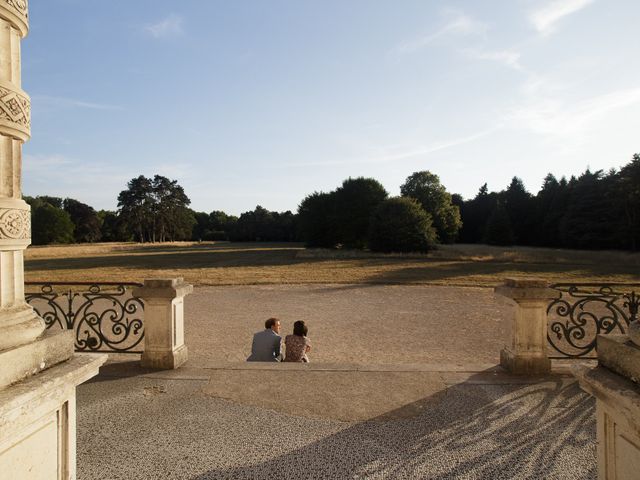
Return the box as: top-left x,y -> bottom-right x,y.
77,362 -> 597,479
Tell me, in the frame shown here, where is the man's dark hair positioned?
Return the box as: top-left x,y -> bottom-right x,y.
265,317 -> 279,329
293,320 -> 308,337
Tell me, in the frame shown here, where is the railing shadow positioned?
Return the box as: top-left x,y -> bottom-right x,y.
190,373 -> 595,479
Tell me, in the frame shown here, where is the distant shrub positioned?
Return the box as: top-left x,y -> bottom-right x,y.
368,197 -> 437,253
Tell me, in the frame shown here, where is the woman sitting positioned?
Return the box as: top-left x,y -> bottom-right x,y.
284,320 -> 311,363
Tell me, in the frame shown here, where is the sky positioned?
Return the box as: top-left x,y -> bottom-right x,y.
22,0 -> 640,215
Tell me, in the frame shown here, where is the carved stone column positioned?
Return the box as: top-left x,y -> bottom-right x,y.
0,4 -> 106,478
0,0 -> 44,352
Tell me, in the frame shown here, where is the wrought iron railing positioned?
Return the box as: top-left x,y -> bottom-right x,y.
25,282 -> 145,353
547,283 -> 640,358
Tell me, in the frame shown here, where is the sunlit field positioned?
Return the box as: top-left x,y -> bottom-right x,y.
23,241 -> 640,286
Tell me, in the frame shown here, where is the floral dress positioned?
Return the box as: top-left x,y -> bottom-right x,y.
284,334 -> 311,362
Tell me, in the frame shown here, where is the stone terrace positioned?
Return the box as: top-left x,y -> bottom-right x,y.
76,285 -> 597,479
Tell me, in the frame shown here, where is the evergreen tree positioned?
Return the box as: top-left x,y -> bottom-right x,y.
559,169 -> 620,249
483,203 -> 515,246
618,154 -> 640,250
458,184 -> 497,243
503,177 -> 534,245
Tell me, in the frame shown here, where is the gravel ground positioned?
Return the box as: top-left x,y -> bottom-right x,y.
185,284 -> 513,366
76,285 -> 596,479
77,373 -> 595,480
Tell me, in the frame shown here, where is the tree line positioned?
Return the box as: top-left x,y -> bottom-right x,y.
26,153 -> 640,252
25,174 -> 297,245
458,154 -> 640,250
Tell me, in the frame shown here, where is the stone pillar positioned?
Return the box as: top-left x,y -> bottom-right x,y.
0,0 -> 44,353
496,278 -> 555,375
133,278 -> 193,369
0,3 -> 106,479
574,335 -> 640,479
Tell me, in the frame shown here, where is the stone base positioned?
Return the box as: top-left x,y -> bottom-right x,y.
597,334 -> 640,384
0,305 -> 46,352
0,329 -> 73,390
574,364 -> 640,480
0,354 -> 107,480
141,344 -> 188,370
500,348 -> 551,375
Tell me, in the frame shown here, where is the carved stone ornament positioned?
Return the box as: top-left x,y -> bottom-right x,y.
0,0 -> 28,36
0,83 -> 30,140
0,207 -> 30,239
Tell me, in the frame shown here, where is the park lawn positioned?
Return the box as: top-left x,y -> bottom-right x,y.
23,241 -> 640,287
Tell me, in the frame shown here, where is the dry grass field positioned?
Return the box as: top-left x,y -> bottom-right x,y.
23,241 -> 640,286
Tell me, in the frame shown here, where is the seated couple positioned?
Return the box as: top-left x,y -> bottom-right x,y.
247,317 -> 311,363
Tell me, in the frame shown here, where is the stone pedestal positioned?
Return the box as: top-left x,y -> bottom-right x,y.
0,355 -> 105,480
134,278 -> 193,369
496,278 -> 555,375
574,335 -> 640,480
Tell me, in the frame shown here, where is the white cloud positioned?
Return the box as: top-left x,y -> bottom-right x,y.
396,11 -> 487,54
31,95 -> 123,111
144,14 -> 183,39
465,48 -> 523,70
530,0 -> 595,35
279,127 -> 500,168
509,86 -> 640,137
23,154 -> 73,170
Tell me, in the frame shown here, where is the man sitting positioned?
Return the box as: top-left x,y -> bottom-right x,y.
247,317 -> 282,362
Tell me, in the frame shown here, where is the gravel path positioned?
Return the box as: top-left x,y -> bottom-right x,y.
185,284 -> 513,366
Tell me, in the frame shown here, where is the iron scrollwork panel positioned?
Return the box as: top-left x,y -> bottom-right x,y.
25,282 -> 145,353
547,284 -> 640,358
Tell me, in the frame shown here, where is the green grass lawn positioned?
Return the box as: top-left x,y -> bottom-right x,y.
23,241 -> 640,287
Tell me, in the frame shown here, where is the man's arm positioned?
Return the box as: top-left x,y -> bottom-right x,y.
273,335 -> 282,361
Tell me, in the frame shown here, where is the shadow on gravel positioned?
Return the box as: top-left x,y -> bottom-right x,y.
191,373 -> 596,480
84,359 -> 152,383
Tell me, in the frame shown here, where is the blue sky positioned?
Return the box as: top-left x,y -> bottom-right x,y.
22,0 -> 640,215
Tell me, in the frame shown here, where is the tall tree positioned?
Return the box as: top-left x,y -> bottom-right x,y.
334,177 -> 388,248
559,169 -> 620,249
117,175 -> 193,242
503,177 -> 534,245
63,198 -> 102,243
400,171 -> 462,243
31,203 -> 75,245
483,202 -> 515,246
368,197 -> 437,253
297,192 -> 337,248
618,154 -> 640,250
117,175 -> 153,242
458,184 -> 497,243
98,210 -> 131,242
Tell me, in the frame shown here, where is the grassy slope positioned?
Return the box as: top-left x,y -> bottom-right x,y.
23,241 -> 640,287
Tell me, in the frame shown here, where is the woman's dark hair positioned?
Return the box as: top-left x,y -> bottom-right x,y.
293,320 -> 308,337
